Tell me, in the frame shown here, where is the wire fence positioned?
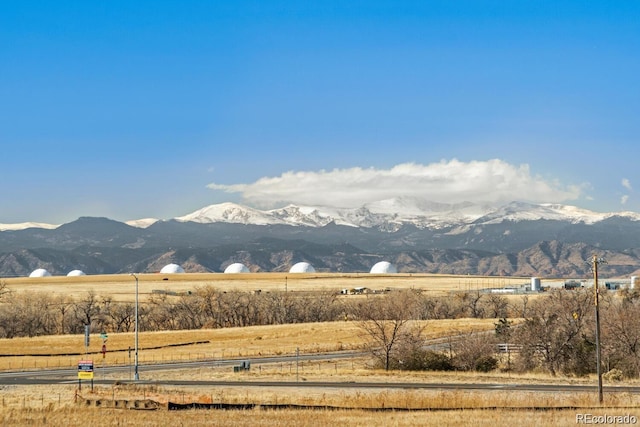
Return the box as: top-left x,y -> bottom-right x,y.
0,343 -> 364,372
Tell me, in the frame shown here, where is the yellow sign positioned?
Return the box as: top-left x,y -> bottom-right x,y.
78,360 -> 94,380
78,371 -> 94,380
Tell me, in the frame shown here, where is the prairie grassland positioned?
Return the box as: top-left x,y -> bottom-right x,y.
2,272 -> 533,301
0,274 -> 606,426
4,406 -> 628,427
2,382 -> 639,427
0,319 -> 500,371
1,318 -> 636,427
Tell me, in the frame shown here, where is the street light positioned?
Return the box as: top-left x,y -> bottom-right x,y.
130,273 -> 140,381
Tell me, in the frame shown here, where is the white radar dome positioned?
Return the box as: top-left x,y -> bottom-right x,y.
29,268 -> 52,277
289,262 -> 316,273
67,270 -> 86,276
160,263 -> 185,274
369,261 -> 397,274
224,263 -> 250,273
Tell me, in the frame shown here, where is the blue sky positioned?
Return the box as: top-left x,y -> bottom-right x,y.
1,1 -> 639,223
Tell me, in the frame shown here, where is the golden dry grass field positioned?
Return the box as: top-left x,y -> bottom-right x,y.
2,272 -> 537,301
4,381 -> 640,427
0,273 -> 619,426
0,319 -> 501,370
2,369 -> 640,427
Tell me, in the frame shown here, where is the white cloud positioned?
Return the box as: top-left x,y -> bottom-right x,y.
621,195 -> 630,205
622,178 -> 633,191
207,159 -> 585,208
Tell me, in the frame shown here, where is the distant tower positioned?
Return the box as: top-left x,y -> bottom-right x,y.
531,277 -> 541,292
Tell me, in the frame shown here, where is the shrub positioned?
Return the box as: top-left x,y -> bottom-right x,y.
603,368 -> 624,382
422,351 -> 454,371
474,355 -> 498,372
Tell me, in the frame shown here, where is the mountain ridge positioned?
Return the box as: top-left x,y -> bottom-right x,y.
1,200 -> 639,278
4,199 -> 639,231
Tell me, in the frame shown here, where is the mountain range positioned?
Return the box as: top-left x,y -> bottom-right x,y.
1,199 -> 639,278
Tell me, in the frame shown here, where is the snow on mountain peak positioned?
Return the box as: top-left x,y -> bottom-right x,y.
125,218 -> 160,228
155,200 -> 640,230
0,222 -> 59,231
3,200 -> 639,234
175,202 -> 288,225
477,202 -> 620,225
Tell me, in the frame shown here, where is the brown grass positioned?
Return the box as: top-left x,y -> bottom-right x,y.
2,272 -> 533,301
1,318 -> 635,427
0,319 -> 500,371
0,273 -> 617,425
2,383 -> 638,427
4,405 -> 622,427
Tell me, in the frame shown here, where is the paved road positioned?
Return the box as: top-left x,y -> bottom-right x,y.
0,350 -> 365,382
1,350 -> 638,395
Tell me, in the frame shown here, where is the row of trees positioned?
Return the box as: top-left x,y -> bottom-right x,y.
0,282 -> 518,339
0,287 -> 343,338
0,283 -> 526,338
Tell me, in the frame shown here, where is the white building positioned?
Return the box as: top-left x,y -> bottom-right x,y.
289,262 -> 316,273
224,263 -> 250,273
160,263 -> 185,274
67,269 -> 86,276
29,268 -> 52,277
369,261 -> 397,274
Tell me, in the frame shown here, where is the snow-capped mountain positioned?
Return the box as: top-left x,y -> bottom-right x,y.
167,199 -> 638,230
3,199 -> 640,231
3,199 -> 640,277
125,218 -> 159,228
473,202 -> 636,225
174,200 -> 460,229
174,202 -> 290,226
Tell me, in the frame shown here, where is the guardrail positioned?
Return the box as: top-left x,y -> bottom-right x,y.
496,343 -> 523,353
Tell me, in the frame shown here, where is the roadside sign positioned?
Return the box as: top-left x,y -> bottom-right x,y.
100,332 -> 108,341
78,360 -> 94,380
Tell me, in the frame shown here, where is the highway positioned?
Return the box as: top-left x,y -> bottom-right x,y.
0,350 -> 364,383
1,351 -> 640,395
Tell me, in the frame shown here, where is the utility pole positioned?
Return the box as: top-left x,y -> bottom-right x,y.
130,273 -> 140,381
591,254 -> 605,404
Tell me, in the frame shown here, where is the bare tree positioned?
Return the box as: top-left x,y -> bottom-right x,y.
513,289 -> 593,376
146,293 -> 180,330
0,280 -> 9,300
483,293 -> 509,318
455,291 -> 485,318
52,294 -> 72,334
104,301 -> 136,332
602,294 -> 640,377
72,291 -> 102,332
518,294 -> 530,318
452,330 -> 498,372
350,290 -> 422,371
